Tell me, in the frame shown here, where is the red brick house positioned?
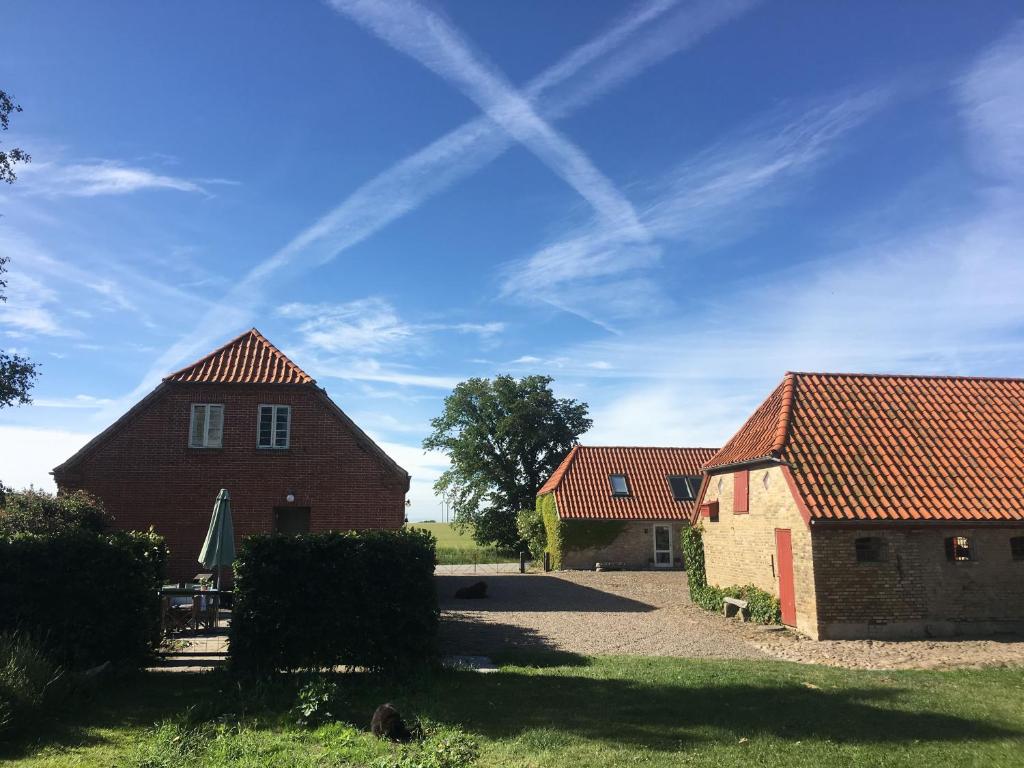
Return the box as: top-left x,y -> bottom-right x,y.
538,446 -> 717,570
695,372 -> 1024,639
52,329 -> 410,580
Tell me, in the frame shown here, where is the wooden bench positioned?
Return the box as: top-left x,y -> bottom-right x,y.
595,561 -> 625,572
723,597 -> 749,621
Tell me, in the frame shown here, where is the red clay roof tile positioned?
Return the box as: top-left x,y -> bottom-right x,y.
163,329 -> 314,385
539,446 -> 718,520
705,372 -> 1024,523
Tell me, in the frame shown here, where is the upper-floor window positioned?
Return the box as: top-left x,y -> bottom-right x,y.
668,475 -> 701,501
189,404 -> 224,448
1011,536 -> 1024,561
609,474 -> 630,497
945,535 -> 973,562
855,536 -> 886,563
258,405 -> 291,449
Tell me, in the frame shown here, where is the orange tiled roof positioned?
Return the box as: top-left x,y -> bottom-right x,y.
164,329 -> 314,385
539,446 -> 718,520
705,372 -> 1024,523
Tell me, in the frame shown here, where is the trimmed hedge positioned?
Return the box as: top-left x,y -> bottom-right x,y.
681,525 -> 781,625
0,530 -> 167,668
230,528 -> 438,674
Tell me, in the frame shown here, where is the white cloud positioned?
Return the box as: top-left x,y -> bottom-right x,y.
373,438 -> 450,520
0,426 -> 92,492
957,20 -> 1024,181
279,298 -> 415,354
279,297 -> 505,356
0,273 -> 77,337
17,160 -> 214,197
31,394 -> 116,409
310,356 -> 461,390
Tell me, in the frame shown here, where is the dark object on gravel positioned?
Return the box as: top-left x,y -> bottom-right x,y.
371,703 -> 411,742
454,581 -> 488,599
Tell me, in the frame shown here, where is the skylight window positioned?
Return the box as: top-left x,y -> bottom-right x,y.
668,475 -> 702,501
609,474 -> 630,496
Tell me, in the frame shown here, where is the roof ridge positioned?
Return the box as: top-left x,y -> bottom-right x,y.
771,372 -> 797,455
576,445 -> 720,451
162,328 -> 315,385
789,370 -> 1024,383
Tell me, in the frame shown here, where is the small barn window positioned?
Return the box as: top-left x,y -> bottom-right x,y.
854,536 -> 885,563
668,475 -> 701,501
1011,536 -> 1024,561
609,474 -> 630,497
945,535 -> 973,562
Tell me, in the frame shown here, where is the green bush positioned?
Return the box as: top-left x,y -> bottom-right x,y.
515,507 -> 546,560
681,526 -> 780,625
0,530 -> 168,668
230,528 -> 438,674
0,632 -> 61,737
0,488 -> 111,537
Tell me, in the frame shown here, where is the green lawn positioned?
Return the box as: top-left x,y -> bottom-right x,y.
3,656 -> 1023,767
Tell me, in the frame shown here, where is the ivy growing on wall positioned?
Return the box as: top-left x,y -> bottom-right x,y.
537,493 -> 564,569
682,525 -> 781,625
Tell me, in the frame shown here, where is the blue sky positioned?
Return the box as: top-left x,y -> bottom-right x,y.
1,1 -> 1022,519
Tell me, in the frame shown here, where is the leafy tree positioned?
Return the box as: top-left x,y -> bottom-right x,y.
0,89 -> 30,184
0,488 -> 112,538
0,89 -> 38,408
423,375 -> 591,549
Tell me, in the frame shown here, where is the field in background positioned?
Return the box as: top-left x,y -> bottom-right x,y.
407,522 -> 475,548
407,522 -> 519,565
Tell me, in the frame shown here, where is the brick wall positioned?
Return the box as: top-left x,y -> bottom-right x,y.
700,464 -> 820,635
561,520 -> 687,570
54,382 -> 408,581
812,526 -> 1024,639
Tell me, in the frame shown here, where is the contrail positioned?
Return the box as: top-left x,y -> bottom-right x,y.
120,0 -> 758,409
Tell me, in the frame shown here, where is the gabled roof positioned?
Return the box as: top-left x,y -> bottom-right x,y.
704,372 -> 1024,523
164,329 -> 314,385
539,446 -> 718,520
53,330 -> 408,486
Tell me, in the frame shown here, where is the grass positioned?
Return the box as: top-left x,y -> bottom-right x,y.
3,655 -> 1023,767
408,523 -> 520,565
407,522 -> 476,549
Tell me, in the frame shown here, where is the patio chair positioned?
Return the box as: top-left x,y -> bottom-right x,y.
161,595 -> 195,634
193,592 -> 219,631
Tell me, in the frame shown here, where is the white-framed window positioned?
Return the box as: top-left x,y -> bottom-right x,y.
258,404 -> 291,449
189,404 -> 224,448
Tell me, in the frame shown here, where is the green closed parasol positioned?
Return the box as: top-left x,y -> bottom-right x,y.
199,488 -> 236,590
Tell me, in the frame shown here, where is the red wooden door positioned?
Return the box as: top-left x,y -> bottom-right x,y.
775,528 -> 797,626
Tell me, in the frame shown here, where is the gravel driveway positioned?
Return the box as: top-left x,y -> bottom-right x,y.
438,570 -> 1024,670
438,570 -> 767,660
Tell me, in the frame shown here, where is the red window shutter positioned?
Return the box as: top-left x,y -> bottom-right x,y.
700,501 -> 719,522
733,470 -> 749,514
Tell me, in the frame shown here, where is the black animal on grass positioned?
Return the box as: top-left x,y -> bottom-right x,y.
454,580 -> 487,599
371,703 -> 411,742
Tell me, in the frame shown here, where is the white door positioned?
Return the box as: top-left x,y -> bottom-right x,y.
653,525 -> 672,568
